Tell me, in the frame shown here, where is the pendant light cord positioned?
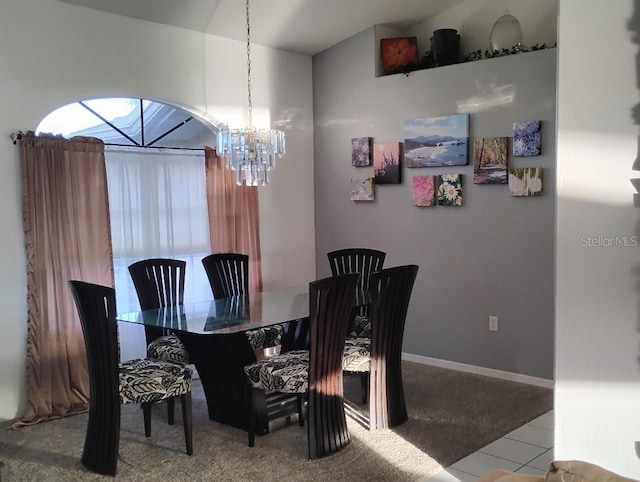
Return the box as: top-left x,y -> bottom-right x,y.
246,0 -> 253,131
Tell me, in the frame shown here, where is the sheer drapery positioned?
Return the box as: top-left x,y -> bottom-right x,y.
205,148 -> 262,293
105,147 -> 211,316
15,133 -> 113,427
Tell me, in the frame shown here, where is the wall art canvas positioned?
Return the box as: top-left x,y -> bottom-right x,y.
513,120 -> 541,157
381,37 -> 419,75
351,177 -> 375,201
509,168 -> 543,197
404,114 -> 469,167
373,142 -> 402,184
473,136 -> 509,184
437,174 -> 463,206
412,175 -> 436,207
351,137 -> 372,167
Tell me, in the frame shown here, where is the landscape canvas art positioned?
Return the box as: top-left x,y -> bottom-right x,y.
509,168 -> 543,197
437,174 -> 463,206
513,120 -> 541,157
473,137 -> 509,184
412,176 -> 436,207
373,142 -> 402,184
350,177 -> 375,201
404,114 -> 469,167
351,137 -> 372,167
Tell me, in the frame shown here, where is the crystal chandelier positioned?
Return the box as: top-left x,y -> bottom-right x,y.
217,0 -> 286,186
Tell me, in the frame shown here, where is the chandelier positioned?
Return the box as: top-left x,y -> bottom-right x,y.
217,0 -> 286,186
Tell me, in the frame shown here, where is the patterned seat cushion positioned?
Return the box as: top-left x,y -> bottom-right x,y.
245,324 -> 284,351
147,335 -> 190,365
244,350 -> 309,393
119,358 -> 192,405
348,315 -> 371,338
342,337 -> 371,372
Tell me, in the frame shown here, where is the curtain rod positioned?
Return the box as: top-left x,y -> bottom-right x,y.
9,132 -> 206,152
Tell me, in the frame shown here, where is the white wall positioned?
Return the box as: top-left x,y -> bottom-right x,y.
556,0 -> 640,477
0,0 -> 315,422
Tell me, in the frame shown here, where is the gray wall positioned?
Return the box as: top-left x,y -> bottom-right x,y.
313,27 -> 556,379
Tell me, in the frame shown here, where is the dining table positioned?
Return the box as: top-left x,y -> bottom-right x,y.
117,287 -> 311,435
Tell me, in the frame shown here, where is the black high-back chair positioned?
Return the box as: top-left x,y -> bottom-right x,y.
342,264 -> 419,430
128,258 -> 190,423
244,272 -> 359,459
327,248 -> 386,319
68,280 -> 193,476
202,253 -> 282,351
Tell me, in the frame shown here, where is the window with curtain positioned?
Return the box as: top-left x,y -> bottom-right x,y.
105,146 -> 212,316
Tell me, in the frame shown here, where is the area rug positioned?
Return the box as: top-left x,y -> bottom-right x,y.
0,361 -> 553,481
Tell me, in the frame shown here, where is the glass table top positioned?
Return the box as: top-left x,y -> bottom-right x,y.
117,287 -> 309,335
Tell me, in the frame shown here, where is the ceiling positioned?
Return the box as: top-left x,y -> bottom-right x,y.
57,0 -> 465,56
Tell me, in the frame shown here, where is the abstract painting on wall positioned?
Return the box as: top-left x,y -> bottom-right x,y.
351,177 -> 375,201
437,174 -> 463,206
473,137 -> 509,184
412,175 -> 436,207
373,142 -> 402,184
509,168 -> 543,197
513,120 -> 541,157
351,137 -> 372,166
404,114 -> 469,167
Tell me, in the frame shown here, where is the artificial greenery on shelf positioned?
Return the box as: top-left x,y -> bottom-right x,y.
409,42 -> 554,75
462,43 -> 553,62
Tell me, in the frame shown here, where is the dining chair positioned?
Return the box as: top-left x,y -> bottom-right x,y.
341,264 -> 419,430
68,280 -> 193,476
128,258 -> 191,423
202,253 -> 283,352
327,248 -> 386,324
243,272 -> 359,459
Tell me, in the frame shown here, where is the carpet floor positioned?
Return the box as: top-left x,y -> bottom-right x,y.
0,361 -> 553,481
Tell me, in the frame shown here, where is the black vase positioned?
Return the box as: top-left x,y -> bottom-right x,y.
430,29 -> 460,66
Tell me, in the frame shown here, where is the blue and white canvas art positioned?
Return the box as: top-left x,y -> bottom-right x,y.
404,114 -> 469,167
513,120 -> 541,157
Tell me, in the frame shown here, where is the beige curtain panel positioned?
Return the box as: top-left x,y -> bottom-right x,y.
205,148 -> 263,294
13,133 -> 114,427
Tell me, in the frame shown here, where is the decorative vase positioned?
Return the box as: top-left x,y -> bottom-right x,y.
489,10 -> 523,52
430,29 -> 460,66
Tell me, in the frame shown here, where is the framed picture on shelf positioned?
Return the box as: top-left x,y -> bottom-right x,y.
381,37 -> 419,75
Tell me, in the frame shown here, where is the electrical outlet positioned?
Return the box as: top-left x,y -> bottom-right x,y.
489,316 -> 498,331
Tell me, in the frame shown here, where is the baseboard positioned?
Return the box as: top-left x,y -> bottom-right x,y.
402,353 -> 555,389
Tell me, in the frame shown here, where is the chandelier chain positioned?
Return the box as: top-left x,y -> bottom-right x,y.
245,0 -> 252,130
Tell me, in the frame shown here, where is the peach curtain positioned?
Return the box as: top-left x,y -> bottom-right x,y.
204,148 -> 262,293
13,133 -> 114,427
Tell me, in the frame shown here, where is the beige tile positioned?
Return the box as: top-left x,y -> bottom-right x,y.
478,437 -> 547,464
503,424 -> 553,449
450,452 -> 521,477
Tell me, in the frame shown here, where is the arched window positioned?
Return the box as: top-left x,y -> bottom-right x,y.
38,98 -> 216,360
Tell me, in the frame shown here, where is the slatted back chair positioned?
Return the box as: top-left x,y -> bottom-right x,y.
244,272 -> 359,458
342,264 -> 418,430
128,258 -> 190,423
202,253 -> 282,351
327,248 -> 386,319
68,280 -> 193,476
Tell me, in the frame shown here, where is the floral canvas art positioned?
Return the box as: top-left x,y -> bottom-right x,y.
350,178 -> 375,201
473,137 -> 509,184
437,174 -> 463,206
412,176 -> 436,207
513,120 -> 541,157
373,142 -> 402,184
404,114 -> 469,167
351,137 -> 372,167
509,168 -> 543,197
381,37 -> 419,75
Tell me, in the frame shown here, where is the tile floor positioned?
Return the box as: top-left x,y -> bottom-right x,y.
425,410 -> 554,481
